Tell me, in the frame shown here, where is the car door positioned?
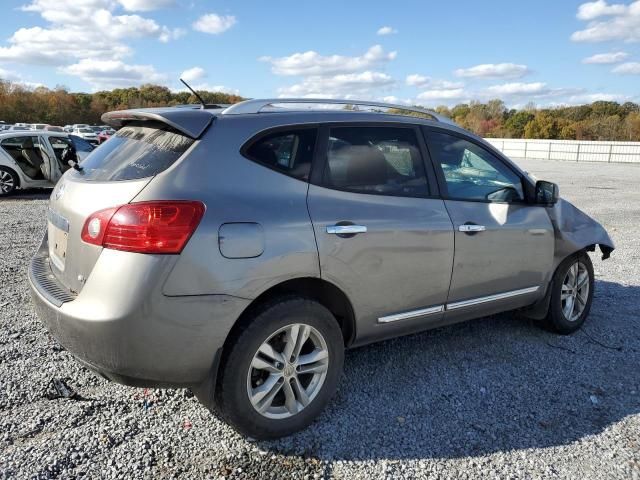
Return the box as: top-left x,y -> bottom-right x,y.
41,135 -> 66,182
0,134 -> 48,185
307,124 -> 454,345
423,127 -> 554,321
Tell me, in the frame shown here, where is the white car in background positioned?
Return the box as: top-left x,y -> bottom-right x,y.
0,131 -> 95,196
72,127 -> 99,145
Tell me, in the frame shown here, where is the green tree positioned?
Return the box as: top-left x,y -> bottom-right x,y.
524,112 -> 558,139
504,111 -> 534,138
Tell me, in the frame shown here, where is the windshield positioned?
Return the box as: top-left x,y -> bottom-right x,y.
76,121 -> 194,181
78,128 -> 93,133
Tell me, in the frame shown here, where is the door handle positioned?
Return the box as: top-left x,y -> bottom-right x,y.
326,225 -> 367,235
458,224 -> 486,233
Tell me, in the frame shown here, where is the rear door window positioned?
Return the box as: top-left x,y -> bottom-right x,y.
322,126 -> 429,197
243,128 -> 317,181
77,121 -> 194,181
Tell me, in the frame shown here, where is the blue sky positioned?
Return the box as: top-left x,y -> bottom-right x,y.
0,0 -> 639,107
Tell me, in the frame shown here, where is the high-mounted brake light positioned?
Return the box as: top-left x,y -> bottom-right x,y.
81,201 -> 205,254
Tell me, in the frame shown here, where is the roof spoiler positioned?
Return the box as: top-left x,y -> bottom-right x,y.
101,107 -> 214,139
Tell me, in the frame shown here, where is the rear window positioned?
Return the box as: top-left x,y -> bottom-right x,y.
77,122 -> 194,181
243,128 -> 317,181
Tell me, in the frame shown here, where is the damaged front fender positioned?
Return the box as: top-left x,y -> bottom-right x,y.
548,198 -> 615,268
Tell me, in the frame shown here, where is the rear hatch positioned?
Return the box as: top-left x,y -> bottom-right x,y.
46,112 -> 211,294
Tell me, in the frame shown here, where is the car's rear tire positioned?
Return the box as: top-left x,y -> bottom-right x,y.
215,297 -> 344,439
0,167 -> 18,196
543,251 -> 594,334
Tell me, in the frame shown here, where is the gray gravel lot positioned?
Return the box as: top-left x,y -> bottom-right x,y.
1,159 -> 639,479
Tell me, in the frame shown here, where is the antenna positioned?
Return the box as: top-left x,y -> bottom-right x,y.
180,78 -> 206,109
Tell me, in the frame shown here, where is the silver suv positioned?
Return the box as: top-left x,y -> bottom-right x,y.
29,99 -> 614,439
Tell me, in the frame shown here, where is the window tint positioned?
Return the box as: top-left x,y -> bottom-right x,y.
77,121 -> 193,181
245,129 -> 316,181
323,126 -> 429,197
427,131 -> 524,202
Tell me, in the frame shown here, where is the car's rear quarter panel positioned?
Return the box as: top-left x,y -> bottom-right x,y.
135,115 -> 321,299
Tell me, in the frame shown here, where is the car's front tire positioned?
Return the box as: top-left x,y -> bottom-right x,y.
543,251 -> 594,334
215,297 -> 344,439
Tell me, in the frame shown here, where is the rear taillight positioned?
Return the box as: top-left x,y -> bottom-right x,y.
81,201 -> 205,254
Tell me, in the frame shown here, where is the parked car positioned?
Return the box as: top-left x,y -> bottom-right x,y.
31,123 -> 48,130
45,125 -> 64,132
72,127 -> 99,145
29,99 -> 614,440
97,129 -> 115,144
8,125 -> 30,131
0,131 -> 94,195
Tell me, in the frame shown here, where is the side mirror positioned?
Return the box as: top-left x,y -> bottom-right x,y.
535,180 -> 559,205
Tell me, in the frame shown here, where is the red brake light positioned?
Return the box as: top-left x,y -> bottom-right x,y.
81,201 -> 205,254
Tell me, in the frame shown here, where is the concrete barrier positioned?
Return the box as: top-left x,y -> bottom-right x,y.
484,138 -> 640,164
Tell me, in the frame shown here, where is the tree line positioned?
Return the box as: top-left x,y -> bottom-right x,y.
433,99 -> 640,141
1,79 -> 639,141
0,80 -> 243,126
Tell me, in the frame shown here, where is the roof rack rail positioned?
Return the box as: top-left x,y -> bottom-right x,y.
220,98 -> 453,124
173,103 -> 232,110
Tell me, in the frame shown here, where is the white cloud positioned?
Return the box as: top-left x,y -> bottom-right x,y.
0,67 -> 21,82
377,26 -> 397,35
406,74 -> 463,89
612,61 -> 640,74
61,59 -> 166,89
380,96 -> 412,105
577,0 -> 628,20
571,0 -> 640,42
180,66 -> 206,82
417,88 -> 466,101
117,0 -> 175,11
2,0 -> 181,65
582,51 -> 629,63
483,82 -> 583,100
566,92 -> 630,103
454,63 -> 530,79
485,82 -> 550,95
278,71 -> 394,98
192,13 -> 236,34
261,45 -> 397,77
0,68 -> 44,88
173,83 -> 240,95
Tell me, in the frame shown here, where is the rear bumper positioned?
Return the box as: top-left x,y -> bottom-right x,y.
28,237 -> 250,388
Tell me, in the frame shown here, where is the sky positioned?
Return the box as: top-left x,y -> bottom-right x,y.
0,0 -> 639,108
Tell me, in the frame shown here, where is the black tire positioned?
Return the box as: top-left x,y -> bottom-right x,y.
214,297 -> 344,439
0,166 -> 18,196
543,251 -> 594,334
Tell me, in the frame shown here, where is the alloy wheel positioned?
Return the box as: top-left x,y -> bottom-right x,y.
561,261 -> 590,322
247,323 -> 329,419
0,170 -> 15,194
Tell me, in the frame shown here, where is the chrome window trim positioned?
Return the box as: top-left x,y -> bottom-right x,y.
378,305 -> 444,324
446,286 -> 540,311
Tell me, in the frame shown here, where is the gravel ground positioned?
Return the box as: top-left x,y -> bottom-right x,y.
1,159 -> 639,479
